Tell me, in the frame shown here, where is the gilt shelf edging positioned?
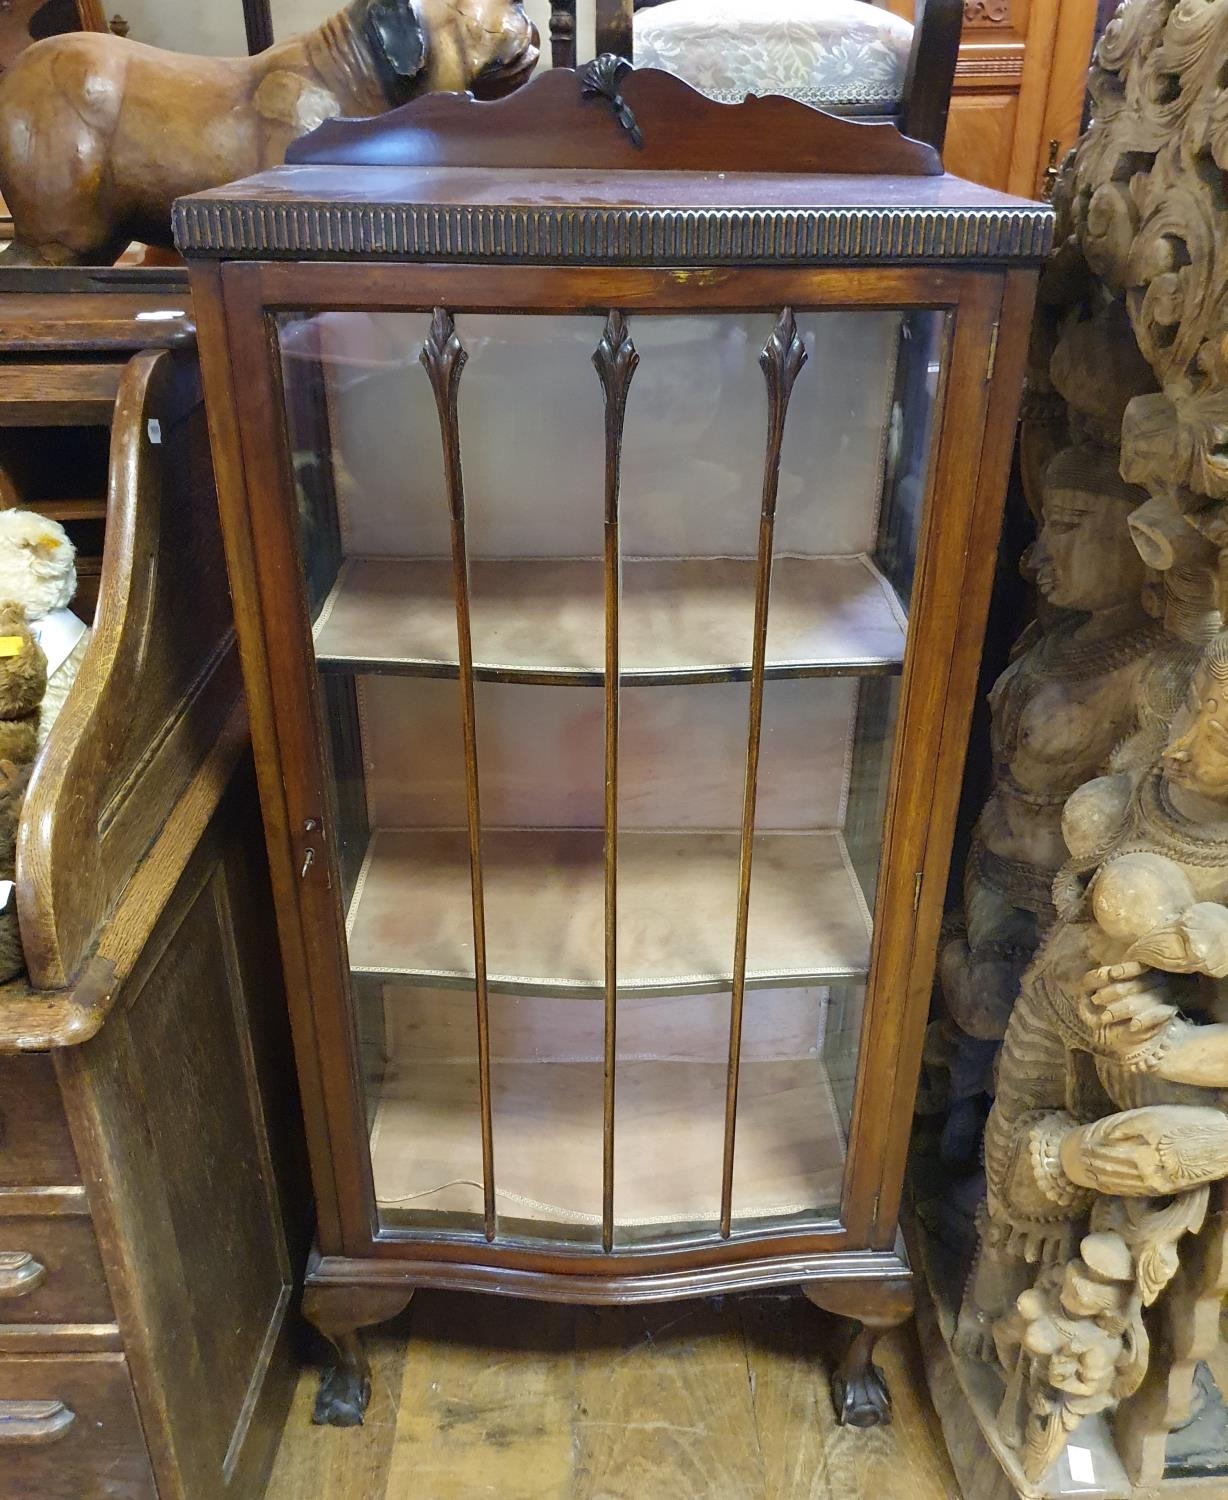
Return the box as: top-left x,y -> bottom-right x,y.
172,200 -> 1054,265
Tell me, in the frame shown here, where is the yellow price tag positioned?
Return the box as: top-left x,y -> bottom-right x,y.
0,637 -> 23,658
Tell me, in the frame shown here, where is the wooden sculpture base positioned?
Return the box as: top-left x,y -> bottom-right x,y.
908,1208 -> 1228,1500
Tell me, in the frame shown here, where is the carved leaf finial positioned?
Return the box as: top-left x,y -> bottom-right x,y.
580,54 -> 643,148
592,310 -> 639,403
759,307 -> 808,402
593,311 -> 640,523
420,306 -> 467,405
420,307 -> 468,519
758,309 -> 808,521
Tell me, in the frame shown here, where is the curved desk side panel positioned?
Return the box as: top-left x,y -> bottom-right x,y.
16,347 -> 241,996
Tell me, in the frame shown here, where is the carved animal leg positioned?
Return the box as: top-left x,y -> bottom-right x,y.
301,1281 -> 415,1428
803,1276 -> 914,1428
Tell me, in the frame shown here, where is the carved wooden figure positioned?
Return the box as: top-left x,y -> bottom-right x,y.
959,628 -> 1228,1478
934,302 -> 1162,1174
0,0 -> 538,265
920,3 -> 1228,1491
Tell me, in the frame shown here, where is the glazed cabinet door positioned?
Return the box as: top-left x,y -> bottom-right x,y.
216,265 -> 1008,1264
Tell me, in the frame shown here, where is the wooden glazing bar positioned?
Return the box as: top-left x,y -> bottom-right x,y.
720,308 -> 809,1239
420,306 -> 497,1241
592,310 -> 640,1253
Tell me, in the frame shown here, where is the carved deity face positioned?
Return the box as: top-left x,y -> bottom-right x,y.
1030,480 -> 1145,613
1163,657 -> 1228,802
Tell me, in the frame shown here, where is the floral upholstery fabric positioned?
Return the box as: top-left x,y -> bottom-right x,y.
633,0 -> 913,112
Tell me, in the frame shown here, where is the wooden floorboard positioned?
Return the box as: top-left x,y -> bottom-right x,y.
266,1291 -> 961,1500
387,1292 -> 578,1500
573,1301 -> 766,1500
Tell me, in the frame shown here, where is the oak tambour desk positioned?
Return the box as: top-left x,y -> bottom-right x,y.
176,59 -> 1052,1429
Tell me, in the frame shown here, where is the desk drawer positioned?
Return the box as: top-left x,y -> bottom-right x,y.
0,1217 -> 111,1326
0,1353 -> 155,1499
0,1055 -> 78,1187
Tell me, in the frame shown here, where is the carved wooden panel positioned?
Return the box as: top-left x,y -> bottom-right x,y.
964,0 -> 1011,25
58,775 -> 296,1499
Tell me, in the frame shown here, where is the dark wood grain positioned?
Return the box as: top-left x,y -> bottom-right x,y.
0,1354 -> 155,1498
0,1056 -> 78,1185
286,63 -> 943,176
0,363 -> 122,425
0,1218 -> 110,1327
0,293 -> 194,353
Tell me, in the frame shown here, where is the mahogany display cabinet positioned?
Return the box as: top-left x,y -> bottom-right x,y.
176,60 -> 1052,1429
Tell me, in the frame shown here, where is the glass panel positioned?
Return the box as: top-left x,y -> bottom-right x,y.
275,304 -> 946,1248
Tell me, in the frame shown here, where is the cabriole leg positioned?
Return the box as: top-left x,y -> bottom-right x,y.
803,1275 -> 914,1428
302,1281 -> 415,1427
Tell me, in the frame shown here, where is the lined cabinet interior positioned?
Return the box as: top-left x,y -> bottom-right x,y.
277,306 -> 943,1250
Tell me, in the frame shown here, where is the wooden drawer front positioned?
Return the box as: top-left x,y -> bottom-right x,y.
0,1055 -> 79,1187
0,1217 -> 111,1326
0,1353 -> 156,1499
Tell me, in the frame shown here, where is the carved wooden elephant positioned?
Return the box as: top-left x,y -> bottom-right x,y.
0,0 -> 538,265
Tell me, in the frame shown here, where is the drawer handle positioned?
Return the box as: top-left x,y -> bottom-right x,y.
0,1399 -> 76,1445
0,1251 -> 47,1298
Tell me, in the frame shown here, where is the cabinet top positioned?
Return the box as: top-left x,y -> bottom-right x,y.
174,61 -> 1054,267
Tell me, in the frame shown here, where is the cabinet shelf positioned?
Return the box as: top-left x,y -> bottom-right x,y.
346,827 -> 873,996
314,555 -> 907,685
372,1056 -> 845,1231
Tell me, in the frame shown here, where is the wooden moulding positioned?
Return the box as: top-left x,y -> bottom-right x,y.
173,65 -> 1053,267
0,345 -> 245,1052
307,1239 -> 913,1303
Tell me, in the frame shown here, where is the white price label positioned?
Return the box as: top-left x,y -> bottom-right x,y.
1067,1447 -> 1095,1485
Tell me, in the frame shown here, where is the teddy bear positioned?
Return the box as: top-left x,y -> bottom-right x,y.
0,758 -> 34,984
0,601 -> 47,983
0,510 -> 88,744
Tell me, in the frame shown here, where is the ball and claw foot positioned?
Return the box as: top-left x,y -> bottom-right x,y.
802,1278 -> 911,1430
834,1326 -> 894,1427
302,1279 -> 414,1429
834,1363 -> 893,1428
312,1360 -> 371,1427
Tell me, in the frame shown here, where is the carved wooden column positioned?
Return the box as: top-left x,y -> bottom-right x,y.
916,3 -> 1228,1494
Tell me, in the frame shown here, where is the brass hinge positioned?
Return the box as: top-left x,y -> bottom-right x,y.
986,321 -> 1001,383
